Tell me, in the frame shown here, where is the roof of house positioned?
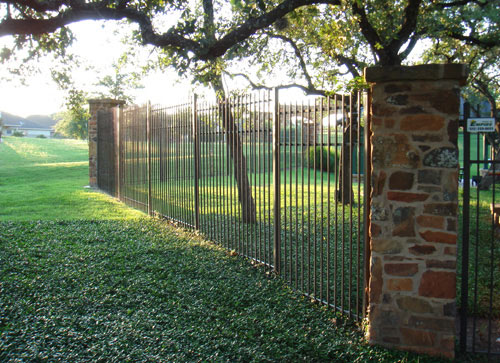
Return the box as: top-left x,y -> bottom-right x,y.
1,111 -> 54,130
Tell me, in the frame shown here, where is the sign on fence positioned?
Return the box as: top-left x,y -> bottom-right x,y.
467,117 -> 495,133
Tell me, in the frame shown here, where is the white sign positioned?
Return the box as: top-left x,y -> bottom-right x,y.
467,118 -> 495,133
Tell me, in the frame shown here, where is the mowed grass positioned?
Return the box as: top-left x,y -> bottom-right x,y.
0,137 -> 144,220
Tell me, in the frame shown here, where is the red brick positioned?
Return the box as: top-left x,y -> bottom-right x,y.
416,215 -> 444,229
400,327 -> 436,346
387,278 -> 413,291
400,115 -> 445,131
419,270 -> 456,299
388,192 -> 429,203
385,263 -> 419,276
409,244 -> 436,255
419,230 -> 457,244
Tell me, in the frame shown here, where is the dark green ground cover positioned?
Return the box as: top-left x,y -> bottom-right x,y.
0,219 -> 455,362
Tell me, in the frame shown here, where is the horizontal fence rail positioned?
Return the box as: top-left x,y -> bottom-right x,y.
111,90 -> 370,320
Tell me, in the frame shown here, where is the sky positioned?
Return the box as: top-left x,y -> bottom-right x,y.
0,21 -> 195,118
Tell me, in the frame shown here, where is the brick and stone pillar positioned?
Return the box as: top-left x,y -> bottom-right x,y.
88,99 -> 125,187
364,64 -> 468,359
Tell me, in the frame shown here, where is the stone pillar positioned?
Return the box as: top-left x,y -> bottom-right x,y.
364,64 -> 468,359
88,99 -> 125,187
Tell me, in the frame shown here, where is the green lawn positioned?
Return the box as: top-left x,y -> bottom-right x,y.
0,137 -> 144,220
0,136 -> 483,361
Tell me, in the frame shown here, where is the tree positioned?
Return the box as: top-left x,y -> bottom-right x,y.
95,55 -> 144,103
54,89 -> 89,140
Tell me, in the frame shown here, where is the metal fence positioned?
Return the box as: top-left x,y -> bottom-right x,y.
459,103 -> 500,358
107,90 -> 371,320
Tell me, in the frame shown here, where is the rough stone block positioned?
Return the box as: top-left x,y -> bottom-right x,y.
416,215 -> 444,229
418,270 -> 456,299
408,316 -> 455,332
389,171 -> 414,190
370,257 -> 383,304
387,278 -> 413,291
409,244 -> 437,255
417,169 -> 442,185
401,115 -> 445,132
400,327 -> 436,347
396,296 -> 433,314
423,147 -> 458,168
371,239 -> 403,254
385,263 -> 418,276
425,259 -> 456,269
423,203 -> 457,216
419,230 -> 457,244
388,192 -> 429,203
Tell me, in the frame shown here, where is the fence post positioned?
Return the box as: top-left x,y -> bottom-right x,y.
193,94 -> 201,230
363,89 -> 372,316
272,88 -> 281,274
364,64 -> 468,359
147,101 -> 153,216
459,102 -> 471,352
115,105 -> 122,200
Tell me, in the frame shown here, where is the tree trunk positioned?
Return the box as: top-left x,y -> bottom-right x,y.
336,124 -> 355,204
213,78 -> 257,223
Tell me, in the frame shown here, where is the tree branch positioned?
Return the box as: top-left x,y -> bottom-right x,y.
225,71 -> 327,96
0,0 -> 342,62
448,32 -> 499,49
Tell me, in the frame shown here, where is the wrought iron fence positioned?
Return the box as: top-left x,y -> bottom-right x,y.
110,90 -> 370,320
459,103 -> 500,358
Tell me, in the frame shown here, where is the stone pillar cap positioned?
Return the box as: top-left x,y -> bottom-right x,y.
88,98 -> 126,106
364,64 -> 469,85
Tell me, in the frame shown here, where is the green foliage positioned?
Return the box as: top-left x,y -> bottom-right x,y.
94,55 -> 144,103
12,130 -> 24,137
36,134 -> 47,138
307,146 -> 339,173
54,89 -> 90,140
0,218 -> 455,362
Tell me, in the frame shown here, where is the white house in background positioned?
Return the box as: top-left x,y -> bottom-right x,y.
1,111 -> 54,137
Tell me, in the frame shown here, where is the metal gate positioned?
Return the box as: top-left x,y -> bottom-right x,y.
459,103 -> 500,358
97,109 -> 116,195
113,90 -> 371,320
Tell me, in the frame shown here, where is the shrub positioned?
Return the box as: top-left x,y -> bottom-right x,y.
307,146 -> 339,173
36,134 -> 47,139
12,131 -> 24,137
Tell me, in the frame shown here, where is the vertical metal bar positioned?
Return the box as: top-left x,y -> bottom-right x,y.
192,95 -> 201,230
460,102 -> 471,352
363,90 -> 372,317
294,101 -> 299,289
301,101 -> 305,291
273,88 -> 281,274
356,91 -> 362,318
284,102 -> 288,280
349,93 -> 354,318
289,101 -> 293,284
319,97 -> 324,301
326,96 -> 332,306
147,101 -> 153,215
487,139 -> 496,357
